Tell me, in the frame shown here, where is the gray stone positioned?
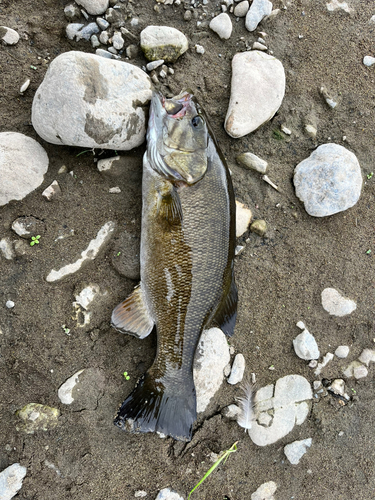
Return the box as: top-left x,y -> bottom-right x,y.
252,41 -> 267,51
209,13 -> 232,39
225,51 -> 285,138
293,329 -> 320,360
235,201 -> 252,237
228,353 -> 246,385
32,52 -> 152,151
66,23 -> 85,40
321,288 -> 356,316
245,0 -> 272,32
0,132 -> 49,206
140,26 -> 188,62
146,59 -> 164,71
76,0 -> 109,15
222,404 -> 241,420
314,352 -> 334,376
0,463 -> 27,500
64,4 -> 81,19
11,216 -> 45,239
155,489 -> 184,500
16,403 -> 60,434
96,48 -> 113,58
99,30 -> 109,44
96,17 -> 110,30
251,481 -> 277,500
112,31 -> 124,50
236,152 -> 268,173
294,144 -> 362,217
76,22 -> 100,41
42,180 -> 61,201
248,375 -> 312,446
284,438 -> 312,465
0,26 -> 20,45
358,348 -> 375,366
234,1 -> 250,17
193,328 -> 230,413
46,221 -> 116,282
353,365 -> 368,379
0,238 -> 15,260
335,345 -> 350,358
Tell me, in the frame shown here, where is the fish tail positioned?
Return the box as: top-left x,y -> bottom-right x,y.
114,371 -> 196,442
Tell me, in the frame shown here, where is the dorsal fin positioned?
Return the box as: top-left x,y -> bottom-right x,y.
209,273 -> 237,337
111,285 -> 154,339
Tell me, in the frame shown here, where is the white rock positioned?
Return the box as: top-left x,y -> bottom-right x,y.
193,328 -> 230,413
335,345 -> 349,358
195,44 -> 205,55
75,0 -> 109,15
0,26 -> 20,45
46,221 -> 116,282
209,13 -> 233,40
296,321 -> 306,330
112,31 -> 124,50
32,51 -> 152,151
109,187 -> 121,193
294,144 -> 362,217
58,369 -> 85,404
236,152 -> 268,173
75,284 -> 101,310
135,492 -> 147,498
305,124 -> 317,138
342,360 -> 362,378
140,26 -> 188,62
281,125 -> 291,135
363,56 -> 375,67
321,288 -> 356,316
0,132 -> 48,206
252,42 -> 267,51
228,354 -> 246,384
314,352 -> 334,376
353,365 -> 368,379
284,438 -> 312,465
358,348 -> 375,366
234,1 -> 250,17
326,0 -> 353,13
293,329 -> 320,360
96,17 -> 109,30
225,51 -> 285,138
155,488 -> 184,500
99,31 -> 109,44
0,463 -> 27,500
0,238 -> 15,260
97,156 -> 120,173
146,59 -> 164,71
222,404 -> 241,419
42,180 -> 61,201
248,375 -> 312,446
251,481 -> 277,500
245,0 -> 273,32
235,201 -> 252,237
96,48 -> 113,59
328,379 -> 346,397
369,15 -> 375,24
20,79 -> 30,94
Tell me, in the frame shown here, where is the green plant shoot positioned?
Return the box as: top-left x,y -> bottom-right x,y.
123,371 -> 130,380
188,442 -> 238,500
30,235 -> 41,246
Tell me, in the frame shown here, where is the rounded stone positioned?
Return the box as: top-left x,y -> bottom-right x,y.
234,1 -> 250,17
250,219 -> 267,236
245,0 -> 273,32
209,13 -> 233,40
321,287 -> 356,316
225,51 -> 285,138
0,26 -> 20,45
294,144 -> 362,217
31,51 -> 152,151
140,26 -> 188,62
293,330 -> 320,360
0,132 -> 49,206
75,0 -> 109,15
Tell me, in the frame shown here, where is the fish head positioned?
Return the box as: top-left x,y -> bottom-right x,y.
148,91 -> 208,185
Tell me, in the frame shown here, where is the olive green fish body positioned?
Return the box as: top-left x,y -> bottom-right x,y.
112,92 -> 237,441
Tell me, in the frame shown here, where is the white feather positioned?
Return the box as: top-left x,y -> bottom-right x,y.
236,382 -> 255,432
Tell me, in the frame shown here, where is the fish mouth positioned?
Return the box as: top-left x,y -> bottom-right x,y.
162,91 -> 193,118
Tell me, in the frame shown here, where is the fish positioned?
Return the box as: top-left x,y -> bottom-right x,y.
111,90 -> 237,442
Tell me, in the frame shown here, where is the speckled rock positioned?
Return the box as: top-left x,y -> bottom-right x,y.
32,51 -> 152,151
225,51 -> 285,138
16,403 -> 60,434
140,26 -> 188,62
0,132 -> 49,206
294,144 -> 362,217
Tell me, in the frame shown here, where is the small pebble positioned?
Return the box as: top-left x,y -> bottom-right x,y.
296,321 -> 306,330
293,329 -> 320,360
252,41 -> 267,51
234,0 -> 250,17
0,26 -> 20,45
96,48 -> 113,59
236,152 -> 268,174
281,124 -> 292,135
99,30 -> 109,44
20,79 -> 30,94
321,288 -> 356,316
134,492 -> 147,498
353,365 -> 368,379
42,180 -> 61,201
305,124 -> 317,138
335,345 -> 349,358
96,17 -> 110,30
184,10 -> 192,21
91,35 -> 100,48
195,44 -> 205,54
235,200 -> 252,237
358,348 -> 375,366
228,353 -> 246,385
159,69 -> 167,78
363,56 -> 375,67
222,404 -> 241,420
309,359 -> 318,368
109,187 -> 121,193
250,220 -> 267,237
314,352 -> 334,376
6,300 -> 15,309
284,438 -> 312,465
209,13 -> 233,39
146,59 -> 164,71
112,31 -> 124,50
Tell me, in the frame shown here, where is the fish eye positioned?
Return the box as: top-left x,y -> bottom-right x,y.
191,115 -> 204,128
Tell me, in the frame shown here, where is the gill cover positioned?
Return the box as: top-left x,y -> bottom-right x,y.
147,91 -> 208,185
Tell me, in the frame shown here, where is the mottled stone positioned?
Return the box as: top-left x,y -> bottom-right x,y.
140,26 -> 188,62
16,403 -> 60,434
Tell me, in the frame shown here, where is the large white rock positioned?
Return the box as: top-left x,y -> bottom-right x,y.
209,13 -> 233,40
193,328 -> 230,413
245,0 -> 273,32
75,0 -> 109,15
294,144 -> 362,217
0,463 -> 27,500
321,288 -> 356,316
225,51 -> 285,138
140,26 -> 188,62
0,132 -> 49,206
32,51 -> 152,151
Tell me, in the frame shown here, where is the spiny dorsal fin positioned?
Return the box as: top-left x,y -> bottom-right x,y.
210,273 -> 238,337
111,285 -> 154,339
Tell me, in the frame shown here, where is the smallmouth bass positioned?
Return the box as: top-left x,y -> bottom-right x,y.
111,91 -> 237,441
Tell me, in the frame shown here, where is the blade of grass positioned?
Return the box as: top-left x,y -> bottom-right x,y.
188,441 -> 238,500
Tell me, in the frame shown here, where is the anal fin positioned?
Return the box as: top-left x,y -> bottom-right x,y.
111,285 -> 154,339
210,273 -> 238,337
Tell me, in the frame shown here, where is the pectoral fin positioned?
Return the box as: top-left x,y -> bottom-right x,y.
210,273 -> 238,337
156,185 -> 183,224
111,285 -> 154,339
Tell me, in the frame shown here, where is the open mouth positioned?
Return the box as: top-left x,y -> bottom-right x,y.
162,92 -> 192,119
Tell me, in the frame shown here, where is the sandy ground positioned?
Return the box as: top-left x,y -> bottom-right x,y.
1,0 -> 375,498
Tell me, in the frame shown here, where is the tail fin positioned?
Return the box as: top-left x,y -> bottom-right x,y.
114,371 -> 196,442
